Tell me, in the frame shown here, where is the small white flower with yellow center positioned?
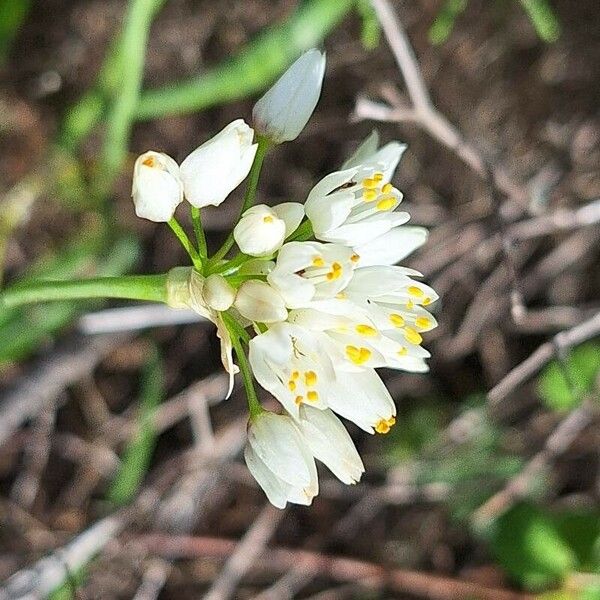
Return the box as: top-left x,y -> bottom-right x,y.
131,151 -> 183,222
233,279 -> 288,324
245,411 -> 318,508
233,203 -> 304,257
249,322 -> 335,417
180,119 -> 258,208
267,241 -> 359,309
305,141 -> 410,247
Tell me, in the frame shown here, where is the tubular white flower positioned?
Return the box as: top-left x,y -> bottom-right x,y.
180,119 -> 258,208
234,280 -> 288,323
131,151 -> 183,222
249,322 -> 335,417
297,405 -> 364,484
267,241 -> 358,309
354,226 -> 428,267
202,274 -> 235,312
305,141 -> 409,247
234,202 -> 304,257
253,49 -> 326,144
245,412 -> 318,508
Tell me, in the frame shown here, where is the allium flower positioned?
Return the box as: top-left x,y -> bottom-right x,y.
253,49 -> 326,144
131,151 -> 183,222
233,280 -> 288,324
233,203 -> 304,257
180,119 -> 258,208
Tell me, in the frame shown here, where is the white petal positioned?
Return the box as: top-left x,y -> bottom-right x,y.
354,226 -> 428,267
234,205 -> 286,256
244,445 -> 289,508
341,130 -> 380,169
234,280 -> 288,323
272,202 -> 305,238
203,274 -> 236,311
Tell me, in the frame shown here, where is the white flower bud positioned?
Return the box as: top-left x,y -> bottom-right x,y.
253,49 -> 326,143
202,273 -> 236,311
131,151 -> 183,222
180,119 -> 258,208
234,280 -> 287,323
233,202 -> 303,257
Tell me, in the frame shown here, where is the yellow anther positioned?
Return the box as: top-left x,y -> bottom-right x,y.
423,296 -> 432,306
376,196 -> 396,211
304,371 -> 318,387
346,345 -> 372,365
288,380 -> 297,391
362,189 -> 378,202
326,263 -> 343,281
406,300 -> 414,310
404,327 -> 423,345
355,324 -> 377,337
382,183 -> 393,194
142,157 -> 155,167
375,417 -> 396,434
263,215 -> 274,223
332,262 -> 342,271
295,395 -> 304,405
307,391 -> 319,402
291,371 -> 300,380
397,347 -> 408,356
389,313 -> 405,328
351,253 -> 360,263
362,177 -> 378,189
312,256 -> 325,267
335,292 -> 347,300
415,316 -> 432,329
373,172 -> 384,182
408,286 -> 424,297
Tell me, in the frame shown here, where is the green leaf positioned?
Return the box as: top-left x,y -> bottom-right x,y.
491,503 -> 576,591
428,0 -> 469,45
356,0 -> 381,50
519,0 -> 561,43
538,343 -> 600,412
106,345 -> 164,506
553,510 -> 600,571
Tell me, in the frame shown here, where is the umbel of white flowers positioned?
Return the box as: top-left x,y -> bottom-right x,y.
131,49 -> 439,509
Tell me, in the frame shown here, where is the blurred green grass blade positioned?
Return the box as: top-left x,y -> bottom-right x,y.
135,0 -> 353,120
519,0 -> 560,42
0,0 -> 31,65
48,565 -> 87,600
428,0 -> 468,45
356,0 -> 381,50
492,503 -> 576,591
99,0 -> 164,188
0,234 -> 140,365
537,343 -> 600,412
107,345 -> 163,506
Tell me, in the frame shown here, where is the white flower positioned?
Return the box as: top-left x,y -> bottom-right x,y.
267,241 -> 358,309
253,49 -> 326,144
305,141 -> 409,247
202,274 -> 236,311
180,119 -> 258,208
354,226 -> 428,267
131,151 -> 183,222
249,322 -> 335,417
245,412 -> 318,508
296,405 -> 364,484
234,280 -> 288,323
233,203 -> 304,257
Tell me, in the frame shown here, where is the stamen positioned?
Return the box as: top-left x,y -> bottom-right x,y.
312,256 -> 325,267
408,286 -> 424,297
423,296 -> 432,306
142,156 -> 155,167
389,313 -> 405,328
397,347 -> 408,356
355,324 -> 377,337
375,416 -> 396,434
263,215 -> 274,223
373,172 -> 384,182
406,300 -> 414,310
362,189 -> 378,202
291,371 -> 300,380
326,262 -> 343,281
376,196 -> 396,211
346,345 -> 372,365
415,316 -> 431,329
307,391 -> 319,402
362,177 -> 378,189
404,327 -> 423,345
304,371 -> 318,387
351,253 -> 360,263
381,182 -> 393,194
335,292 -> 347,300
288,380 -> 296,391
295,395 -> 304,405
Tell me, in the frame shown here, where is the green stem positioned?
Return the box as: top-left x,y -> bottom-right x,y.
1,274 -> 169,308
223,312 -> 262,418
190,206 -> 208,260
286,219 -> 314,242
168,217 -> 202,269
210,252 -> 252,276
210,137 -> 270,263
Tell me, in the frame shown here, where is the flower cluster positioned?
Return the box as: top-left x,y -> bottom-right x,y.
132,49 -> 438,508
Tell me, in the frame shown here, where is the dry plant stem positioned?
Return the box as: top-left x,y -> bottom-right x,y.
488,311 -> 600,406
132,558 -> 172,600
141,534 -> 533,600
204,505 -> 286,600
